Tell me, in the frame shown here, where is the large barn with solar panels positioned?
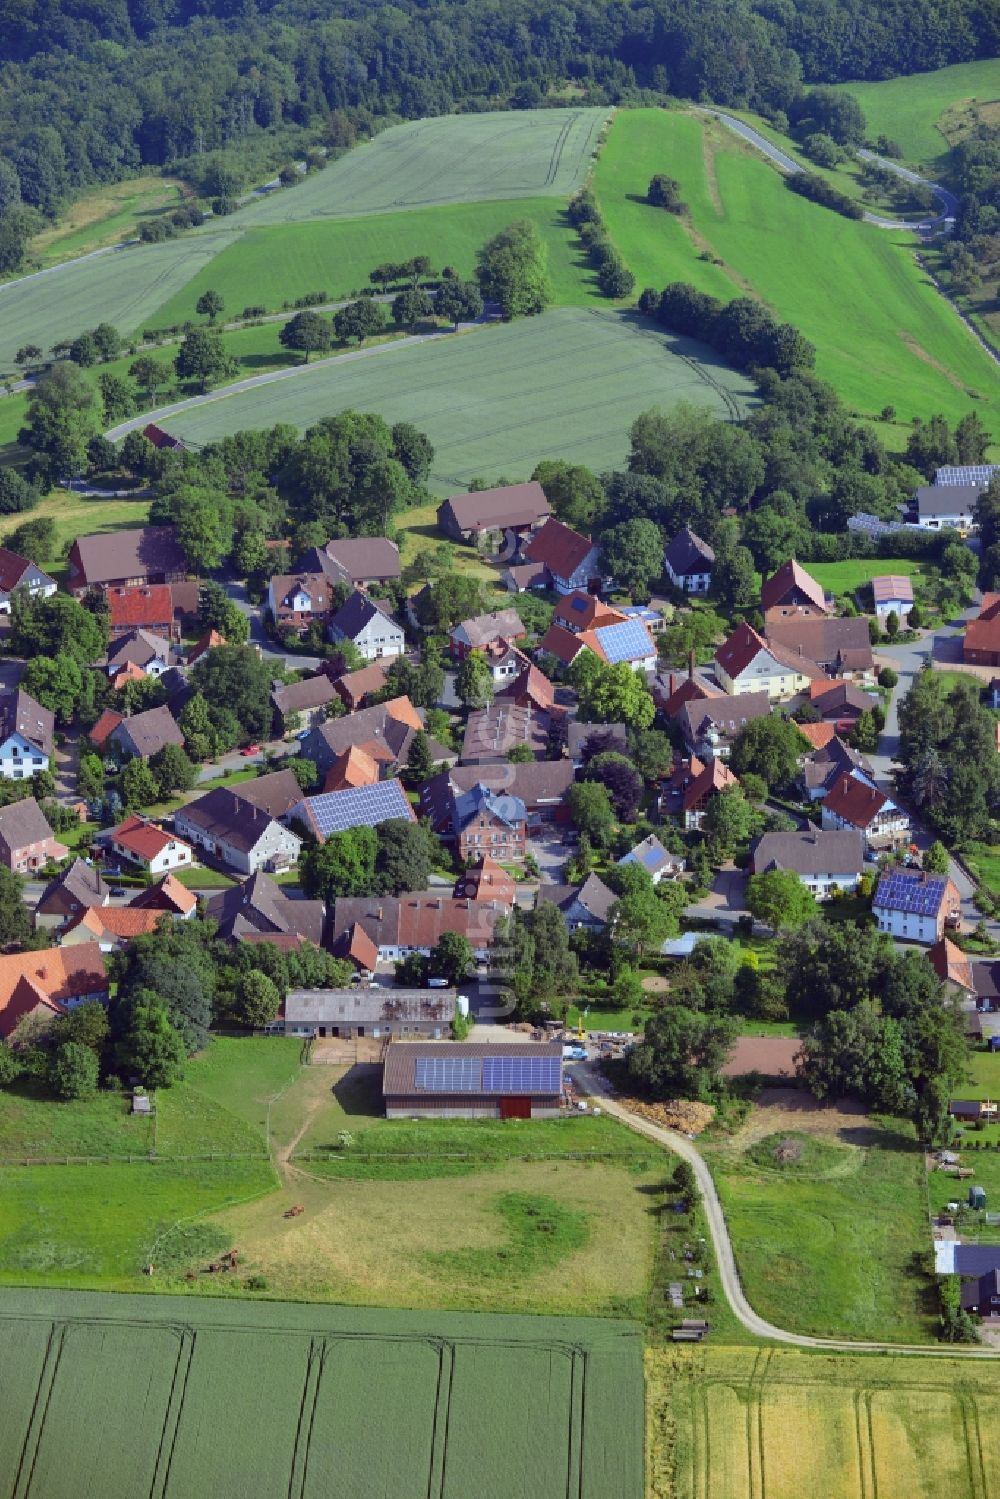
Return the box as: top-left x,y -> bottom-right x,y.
383,1041 -> 563,1119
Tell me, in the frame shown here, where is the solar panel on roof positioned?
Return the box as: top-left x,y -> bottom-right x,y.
641,847 -> 661,868
935,465 -> 998,487
414,1057 -> 483,1092
301,780 -> 411,838
876,873 -> 945,916
594,619 -> 654,664
570,596 -> 587,612
482,1055 -> 561,1094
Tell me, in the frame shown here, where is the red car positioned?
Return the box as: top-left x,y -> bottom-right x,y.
240,743 -> 262,757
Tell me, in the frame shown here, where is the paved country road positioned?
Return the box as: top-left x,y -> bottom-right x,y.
577,1067 -> 1000,1358
708,110 -> 955,233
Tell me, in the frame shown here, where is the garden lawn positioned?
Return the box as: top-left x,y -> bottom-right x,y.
157,307 -> 756,492
834,59 -> 1000,173
594,109 -> 1000,435
806,557 -> 925,595
236,108 -> 609,226
181,1037 -> 306,1138
702,1116 -> 935,1342
151,198 -> 603,327
961,841 -> 1000,897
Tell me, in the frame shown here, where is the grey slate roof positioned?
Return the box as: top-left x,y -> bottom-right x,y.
36,857 -> 108,915
453,783 -> 527,832
914,485 -> 980,517
110,704 -> 184,758
750,829 -> 864,878
271,675 -> 339,718
665,526 -> 715,576
205,870 -> 325,947
0,796 -> 59,852
328,589 -> 396,641
179,787 -> 297,856
0,688 -> 54,757
537,872 -> 617,924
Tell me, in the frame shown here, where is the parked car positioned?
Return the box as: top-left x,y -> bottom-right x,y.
562,1045 -> 588,1061
241,743 -> 262,757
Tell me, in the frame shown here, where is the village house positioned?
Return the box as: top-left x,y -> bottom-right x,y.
552,591 -> 625,634
106,585 -> 179,641
763,615 -> 875,682
536,872 -> 617,932
301,697 -> 449,780
266,573 -> 334,633
327,661 -> 388,712
422,761 -> 574,839
664,527 -> 715,593
619,603 -> 667,636
108,705 -> 185,761
0,798 -> 68,872
538,615 -> 657,673
60,905 -> 168,953
0,943 -> 108,1040
0,688 -> 54,779
175,771 -> 304,875
104,814 -> 193,875
68,525 -> 188,596
383,1040 -> 563,1120
820,772 -> 910,849
453,854 -> 517,907
436,481 -> 551,545
618,833 -> 685,883
270,674 -> 340,736
872,575 -> 914,621
297,537 -> 401,590
283,989 -> 457,1041
749,829 -> 864,899
328,590 -> 405,662
462,701 -> 553,763
290,779 -> 415,844
800,735 -> 873,801
873,870 -> 961,944
452,782 -> 527,862
0,547 -> 56,613
521,517 -> 603,595
323,745 -> 380,794
675,691 -> 771,761
909,485 -> 979,532
929,936 -> 976,999
661,756 -> 737,829
449,609 -> 526,663
330,893 -> 504,964
187,629 -> 225,666
654,663 -> 720,719
106,630 -> 179,680
760,559 -> 831,619
808,680 -> 878,732
960,1270 -> 1000,1318
205,870 -> 326,948
34,858 -> 109,931
714,621 -> 823,700
964,594 -> 1000,668
130,872 -> 198,920
500,662 -> 558,715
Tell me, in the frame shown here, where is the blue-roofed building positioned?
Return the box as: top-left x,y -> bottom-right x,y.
453,782 -> 528,863
619,603 -> 668,635
873,869 -> 961,945
618,834 -> 685,884
290,778 -> 415,844
383,1040 -> 563,1118
591,618 -> 657,671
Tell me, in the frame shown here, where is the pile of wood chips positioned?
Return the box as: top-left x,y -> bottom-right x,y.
620,1098 -> 715,1135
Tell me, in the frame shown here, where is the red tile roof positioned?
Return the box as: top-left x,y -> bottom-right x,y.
0,943 -> 106,1039
796,721 -> 836,750
537,622 -> 585,665
111,814 -> 189,863
552,592 -> 624,632
453,854 -> 517,906
0,547 -> 32,592
523,518 -> 595,581
188,629 -> 225,664
322,746 -> 381,793
107,585 -> 174,631
130,872 -> 198,916
760,559 -> 829,615
821,774 -> 889,829
90,709 -> 123,748
929,936 -> 974,991
715,621 -> 769,680
65,906 -> 169,941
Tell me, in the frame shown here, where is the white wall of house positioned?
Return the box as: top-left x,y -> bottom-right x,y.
174,813 -> 301,876
666,562 -> 711,593
792,869 -> 861,900
551,545 -> 602,595
335,612 -> 405,661
0,571 -> 57,614
114,837 -> 192,874
821,805 -> 910,847
0,732 -> 48,779
718,659 -> 813,700
874,905 -> 941,944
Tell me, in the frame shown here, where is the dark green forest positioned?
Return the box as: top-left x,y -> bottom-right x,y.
0,0 -> 998,219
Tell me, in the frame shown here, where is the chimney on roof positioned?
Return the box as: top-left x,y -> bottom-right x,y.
688,650 -> 695,681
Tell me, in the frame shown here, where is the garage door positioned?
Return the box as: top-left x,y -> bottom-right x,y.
499,1096 -> 531,1120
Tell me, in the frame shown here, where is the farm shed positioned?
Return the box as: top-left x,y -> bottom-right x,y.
284,989 -> 456,1040
382,1040 -> 563,1119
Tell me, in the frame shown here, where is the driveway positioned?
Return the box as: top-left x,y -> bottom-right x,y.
529,831 -> 569,884
684,866 -> 750,927
224,579 -> 321,671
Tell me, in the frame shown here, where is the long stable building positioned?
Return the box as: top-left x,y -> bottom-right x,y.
382,1041 -> 563,1119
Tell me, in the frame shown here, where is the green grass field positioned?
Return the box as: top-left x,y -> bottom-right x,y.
835,58 -> 1000,172
593,109 -> 1000,435
962,841 -> 1000,897
156,307 -> 756,490
0,1287 -> 642,1499
238,108 -> 609,226
805,557 -> 926,595
702,1116 -> 935,1343
649,1345 -> 1000,1499
150,197 -> 602,326
28,176 -> 188,268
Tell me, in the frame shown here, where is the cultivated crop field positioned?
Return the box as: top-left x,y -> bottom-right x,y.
238,108 -> 609,225
649,1345 -> 1000,1499
593,110 -> 1000,437
0,1287 -> 643,1499
156,307 -> 757,490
